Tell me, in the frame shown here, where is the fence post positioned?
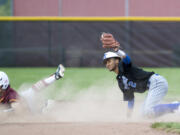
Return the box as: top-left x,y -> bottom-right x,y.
48,21 -> 52,66
11,0 -> 14,16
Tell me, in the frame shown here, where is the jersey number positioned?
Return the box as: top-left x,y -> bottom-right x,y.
122,76 -> 136,89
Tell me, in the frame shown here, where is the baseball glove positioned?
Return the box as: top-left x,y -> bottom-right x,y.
100,33 -> 120,49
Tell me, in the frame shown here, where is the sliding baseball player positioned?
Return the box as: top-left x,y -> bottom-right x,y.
0,64 -> 65,114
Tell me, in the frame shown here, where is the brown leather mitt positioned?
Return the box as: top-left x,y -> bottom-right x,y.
100,33 -> 120,49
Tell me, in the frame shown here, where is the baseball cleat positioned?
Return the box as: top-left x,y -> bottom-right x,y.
55,64 -> 65,80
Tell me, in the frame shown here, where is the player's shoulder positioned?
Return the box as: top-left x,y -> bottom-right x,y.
6,86 -> 18,96
1,86 -> 18,104
122,55 -> 131,65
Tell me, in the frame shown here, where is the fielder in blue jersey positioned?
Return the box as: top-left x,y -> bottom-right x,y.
101,33 -> 180,118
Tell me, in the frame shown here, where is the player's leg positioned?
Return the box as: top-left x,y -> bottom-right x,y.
20,87 -> 51,113
20,64 -> 65,113
142,74 -> 180,117
152,102 -> 180,116
142,74 -> 168,117
32,64 -> 65,91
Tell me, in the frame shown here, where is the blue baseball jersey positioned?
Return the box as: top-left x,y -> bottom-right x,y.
116,55 -> 154,101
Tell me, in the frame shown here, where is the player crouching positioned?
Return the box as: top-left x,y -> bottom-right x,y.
101,33 -> 180,118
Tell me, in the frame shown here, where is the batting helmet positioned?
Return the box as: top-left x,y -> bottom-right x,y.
0,71 -> 9,90
103,51 -> 121,63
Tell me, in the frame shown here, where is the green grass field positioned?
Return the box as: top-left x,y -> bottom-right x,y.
0,67 -> 180,132
152,122 -> 180,134
0,67 -> 180,100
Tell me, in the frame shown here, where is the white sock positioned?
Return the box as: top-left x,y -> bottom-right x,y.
32,74 -> 56,91
44,74 -> 56,84
116,49 -> 126,58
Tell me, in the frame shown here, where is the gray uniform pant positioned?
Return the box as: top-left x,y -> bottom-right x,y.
20,88 -> 46,113
142,74 -> 168,117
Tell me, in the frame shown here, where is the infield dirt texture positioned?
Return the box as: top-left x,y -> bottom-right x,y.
0,68 -> 179,135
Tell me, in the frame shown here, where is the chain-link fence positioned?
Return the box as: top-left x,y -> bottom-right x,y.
0,18 -> 180,67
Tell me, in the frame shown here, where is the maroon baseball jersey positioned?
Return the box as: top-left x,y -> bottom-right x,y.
0,86 -> 19,104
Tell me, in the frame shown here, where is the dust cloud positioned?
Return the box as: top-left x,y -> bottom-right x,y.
0,79 -> 180,123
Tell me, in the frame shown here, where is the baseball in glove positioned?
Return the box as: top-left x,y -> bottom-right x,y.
100,32 -> 120,50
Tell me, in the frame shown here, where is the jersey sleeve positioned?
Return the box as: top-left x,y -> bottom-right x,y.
122,55 -> 131,65
9,90 -> 18,103
122,55 -> 132,72
128,98 -> 134,109
123,90 -> 134,101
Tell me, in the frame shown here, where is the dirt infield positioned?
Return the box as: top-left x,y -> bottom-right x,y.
0,122 -> 178,135
0,90 -> 179,135
0,100 -> 179,135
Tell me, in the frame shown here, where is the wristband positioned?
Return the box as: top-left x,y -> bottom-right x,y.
116,49 -> 126,58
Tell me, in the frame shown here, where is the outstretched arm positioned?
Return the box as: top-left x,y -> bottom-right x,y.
100,32 -> 132,65
0,101 -> 20,114
101,32 -> 126,58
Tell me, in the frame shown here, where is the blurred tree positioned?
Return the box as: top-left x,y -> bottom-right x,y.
0,0 -> 12,16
